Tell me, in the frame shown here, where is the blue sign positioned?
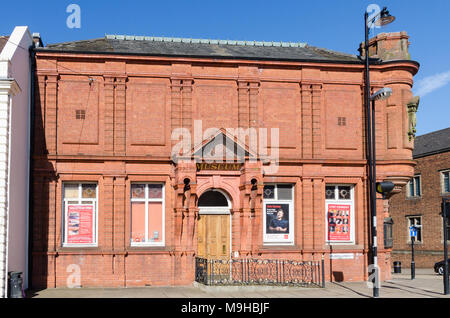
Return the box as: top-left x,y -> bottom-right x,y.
410,226 -> 417,237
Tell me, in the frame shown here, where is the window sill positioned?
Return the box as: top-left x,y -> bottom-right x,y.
59,245 -> 99,250
127,246 -> 170,252
406,196 -> 422,200
258,245 -> 301,252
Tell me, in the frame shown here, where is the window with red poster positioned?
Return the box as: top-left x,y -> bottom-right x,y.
325,185 -> 355,244
63,183 -> 97,246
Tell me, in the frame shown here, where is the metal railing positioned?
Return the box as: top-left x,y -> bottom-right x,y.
195,257 -> 325,288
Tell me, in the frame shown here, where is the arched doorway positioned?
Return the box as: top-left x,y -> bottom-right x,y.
197,189 -> 231,259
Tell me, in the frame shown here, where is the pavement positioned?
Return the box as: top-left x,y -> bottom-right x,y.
27,268 -> 450,298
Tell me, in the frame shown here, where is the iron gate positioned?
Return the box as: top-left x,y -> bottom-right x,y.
195,257 -> 325,287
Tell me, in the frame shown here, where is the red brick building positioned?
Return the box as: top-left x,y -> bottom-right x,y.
30,32 -> 419,288
390,128 -> 450,269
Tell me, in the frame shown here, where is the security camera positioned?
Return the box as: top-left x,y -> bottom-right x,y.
370,87 -> 392,101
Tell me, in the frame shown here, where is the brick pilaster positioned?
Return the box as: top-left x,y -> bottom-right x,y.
237,81 -> 249,129
312,84 -> 322,158
102,176 -> 114,250
45,75 -> 58,154
313,178 -> 324,250
249,82 -> 259,128
104,76 -> 115,155
301,84 -> 313,159
302,178 -> 314,250
171,79 -> 182,149
181,79 -> 193,132
114,77 -> 126,156
113,176 -> 126,250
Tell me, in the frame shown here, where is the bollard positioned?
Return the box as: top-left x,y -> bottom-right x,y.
393,261 -> 401,274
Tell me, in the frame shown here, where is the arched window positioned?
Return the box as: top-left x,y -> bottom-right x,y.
198,190 -> 229,207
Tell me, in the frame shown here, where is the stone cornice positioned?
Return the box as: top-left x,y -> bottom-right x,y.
0,78 -> 21,96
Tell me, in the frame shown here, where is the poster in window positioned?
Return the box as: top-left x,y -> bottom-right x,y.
67,205 -> 94,244
265,203 -> 290,240
327,204 -> 351,241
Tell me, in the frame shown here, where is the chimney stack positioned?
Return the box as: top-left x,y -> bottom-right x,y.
359,31 -> 410,61
32,32 -> 43,48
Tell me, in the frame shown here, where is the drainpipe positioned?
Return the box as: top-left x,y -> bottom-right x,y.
27,45 -> 35,291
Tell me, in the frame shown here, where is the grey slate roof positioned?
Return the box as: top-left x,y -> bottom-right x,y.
37,35 -> 361,63
413,127 -> 450,158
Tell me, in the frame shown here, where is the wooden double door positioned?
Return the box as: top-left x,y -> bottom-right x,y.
197,214 -> 230,259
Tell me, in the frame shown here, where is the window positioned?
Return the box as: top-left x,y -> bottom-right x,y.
441,170 -> 450,194
62,183 -> 98,246
384,218 -> 394,248
325,185 -> 355,244
407,216 -> 422,243
407,175 -> 421,198
130,183 -> 165,246
263,184 -> 294,245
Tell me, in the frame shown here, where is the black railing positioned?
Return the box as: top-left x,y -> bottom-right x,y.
195,257 -> 325,288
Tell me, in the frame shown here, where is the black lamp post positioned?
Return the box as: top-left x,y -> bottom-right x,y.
364,7 -> 395,298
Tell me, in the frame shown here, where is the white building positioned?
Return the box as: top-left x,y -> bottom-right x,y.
0,26 -> 34,297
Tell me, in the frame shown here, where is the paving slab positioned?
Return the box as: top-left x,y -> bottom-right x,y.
27,270 -> 450,298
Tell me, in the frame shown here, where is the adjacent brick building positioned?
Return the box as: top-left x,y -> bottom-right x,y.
390,128 -> 450,268
31,32 -> 419,288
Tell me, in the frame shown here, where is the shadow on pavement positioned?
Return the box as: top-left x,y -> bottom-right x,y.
382,281 -> 443,297
329,282 -> 371,298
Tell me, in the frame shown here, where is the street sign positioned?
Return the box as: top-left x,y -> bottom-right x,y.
410,226 -> 417,238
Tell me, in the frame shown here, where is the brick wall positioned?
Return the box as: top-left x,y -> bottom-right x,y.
390,151 -> 450,268
30,48 -> 418,288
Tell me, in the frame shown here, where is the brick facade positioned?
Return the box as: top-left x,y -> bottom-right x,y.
390,150 -> 450,268
30,34 -> 419,288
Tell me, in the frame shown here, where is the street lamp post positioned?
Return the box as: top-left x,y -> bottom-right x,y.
363,7 -> 395,298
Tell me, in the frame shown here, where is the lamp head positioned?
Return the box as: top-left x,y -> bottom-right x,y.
376,181 -> 395,196
374,7 -> 395,26
370,87 -> 392,101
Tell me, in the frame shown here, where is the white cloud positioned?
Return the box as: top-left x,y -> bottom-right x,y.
414,70 -> 450,97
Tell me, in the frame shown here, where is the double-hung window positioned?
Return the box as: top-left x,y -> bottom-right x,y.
263,184 -> 294,245
407,175 -> 421,198
62,183 -> 98,246
441,170 -> 450,194
130,183 -> 165,246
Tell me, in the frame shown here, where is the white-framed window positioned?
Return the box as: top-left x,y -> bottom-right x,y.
441,170 -> 450,194
263,184 -> 294,245
130,183 -> 165,246
62,183 -> 98,247
406,175 -> 421,198
407,216 -> 422,243
325,184 -> 355,244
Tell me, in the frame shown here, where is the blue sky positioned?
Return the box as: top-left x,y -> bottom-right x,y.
1,0 -> 448,136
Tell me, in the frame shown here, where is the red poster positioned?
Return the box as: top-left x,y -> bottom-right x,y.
67,205 -> 94,244
327,204 -> 351,241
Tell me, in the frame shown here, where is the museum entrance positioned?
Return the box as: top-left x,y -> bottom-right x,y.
197,189 -> 231,259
